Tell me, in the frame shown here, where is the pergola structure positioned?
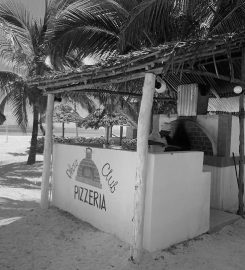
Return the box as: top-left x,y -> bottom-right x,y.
28,30 -> 245,262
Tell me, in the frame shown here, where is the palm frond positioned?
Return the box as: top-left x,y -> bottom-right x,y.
0,0 -> 34,54
3,84 -> 28,130
119,0 -> 213,52
63,92 -> 97,113
49,0 -> 126,64
0,94 -> 8,112
0,71 -> 24,94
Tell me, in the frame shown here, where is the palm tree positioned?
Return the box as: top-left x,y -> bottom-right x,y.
0,0 -> 103,164
0,0 -> 56,164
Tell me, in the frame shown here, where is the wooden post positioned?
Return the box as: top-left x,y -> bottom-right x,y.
109,125 -> 113,138
74,102 -> 79,137
41,94 -> 54,209
130,72 -> 155,263
238,47 -> 245,216
119,125 -> 123,146
62,122 -> 65,137
105,126 -> 109,144
238,92 -> 244,215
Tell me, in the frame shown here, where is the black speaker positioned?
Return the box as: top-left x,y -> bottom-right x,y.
54,94 -> 62,102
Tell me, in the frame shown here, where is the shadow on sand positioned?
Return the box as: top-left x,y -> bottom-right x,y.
7,152 -> 28,157
0,161 -> 43,189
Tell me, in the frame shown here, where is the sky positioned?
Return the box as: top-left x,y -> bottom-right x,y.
13,0 -> 44,18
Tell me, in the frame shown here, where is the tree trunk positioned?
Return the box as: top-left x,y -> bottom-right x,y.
74,102 -> 79,137
27,103 -> 39,165
39,116 -> 45,136
130,73 -> 155,263
41,94 -> 54,209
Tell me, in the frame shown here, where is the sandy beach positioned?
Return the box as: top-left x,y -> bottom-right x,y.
0,135 -> 245,270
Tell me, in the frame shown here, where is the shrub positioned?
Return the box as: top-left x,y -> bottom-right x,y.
53,136 -> 137,151
53,136 -> 107,148
121,138 -> 137,151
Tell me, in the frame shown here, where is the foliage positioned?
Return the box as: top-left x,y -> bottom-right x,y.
54,136 -> 107,148
120,0 -> 213,51
121,138 -> 137,151
51,0 -> 245,57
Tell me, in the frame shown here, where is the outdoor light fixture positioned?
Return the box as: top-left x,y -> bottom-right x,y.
234,85 -> 243,94
155,76 -> 167,93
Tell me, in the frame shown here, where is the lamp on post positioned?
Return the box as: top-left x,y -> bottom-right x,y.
234,85 -> 243,95
233,85 -> 245,216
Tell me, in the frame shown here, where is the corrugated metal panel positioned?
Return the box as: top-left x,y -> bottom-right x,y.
177,84 -> 198,116
208,96 -> 241,113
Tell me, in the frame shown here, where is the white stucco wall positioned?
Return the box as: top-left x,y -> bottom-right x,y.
52,144 -> 211,252
144,152 -> 210,251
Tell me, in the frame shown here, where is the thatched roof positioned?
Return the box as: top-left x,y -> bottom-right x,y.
27,30 -> 245,98
79,109 -> 136,129
53,104 -> 83,123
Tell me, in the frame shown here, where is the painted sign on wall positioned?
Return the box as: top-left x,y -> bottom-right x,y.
53,144 -> 137,243
66,147 -> 106,211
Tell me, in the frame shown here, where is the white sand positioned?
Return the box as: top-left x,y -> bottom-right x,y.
0,135 -> 245,270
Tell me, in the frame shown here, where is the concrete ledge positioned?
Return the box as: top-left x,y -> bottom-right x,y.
209,209 -> 241,233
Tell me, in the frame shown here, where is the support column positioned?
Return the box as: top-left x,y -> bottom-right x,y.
238,92 -> 244,215
130,73 -> 155,263
41,94 -> 54,209
238,47 -> 245,216
119,126 -> 123,146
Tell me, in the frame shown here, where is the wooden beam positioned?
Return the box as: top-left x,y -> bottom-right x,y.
130,72 -> 155,263
183,69 -> 245,86
40,94 -> 54,209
